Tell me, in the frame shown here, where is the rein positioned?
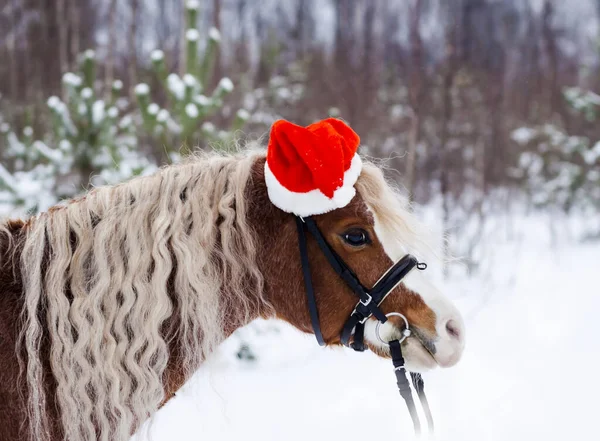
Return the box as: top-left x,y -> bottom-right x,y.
295,216 -> 434,436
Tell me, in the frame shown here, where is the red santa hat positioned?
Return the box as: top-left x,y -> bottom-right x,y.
264,118 -> 362,217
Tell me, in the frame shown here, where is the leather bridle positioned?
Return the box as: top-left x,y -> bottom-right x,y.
295,216 -> 434,435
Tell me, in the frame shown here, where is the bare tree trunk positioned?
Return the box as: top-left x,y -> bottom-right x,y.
542,0 -> 559,118
57,0 -> 69,78
405,0 -> 424,198
212,0 -> 222,87
70,0 -> 80,64
405,112 -> 420,196
440,33 -> 458,278
105,0 -> 117,99
180,0 -> 187,76
8,0 -> 20,103
35,0 -> 48,100
521,3 -> 539,121
128,0 -> 139,100
294,0 -> 308,59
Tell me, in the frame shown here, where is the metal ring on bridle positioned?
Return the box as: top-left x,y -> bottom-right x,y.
375,312 -> 411,345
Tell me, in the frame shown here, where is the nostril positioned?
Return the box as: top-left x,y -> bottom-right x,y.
445,319 -> 461,340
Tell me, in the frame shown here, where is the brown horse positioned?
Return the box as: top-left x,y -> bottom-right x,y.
0,151 -> 464,441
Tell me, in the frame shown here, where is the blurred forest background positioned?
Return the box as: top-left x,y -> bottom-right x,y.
1,1 -> 598,424
1,0 -> 599,266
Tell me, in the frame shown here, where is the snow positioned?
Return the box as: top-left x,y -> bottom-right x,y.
62,72 -> 82,88
167,74 -> 185,100
81,87 -> 93,100
93,147 -> 157,186
583,141 -> 600,164
194,95 -> 211,107
134,83 -> 150,96
185,103 -> 199,119
0,163 -> 17,189
58,140 -> 72,152
157,109 -> 170,124
49,100 -> 77,137
92,100 -> 105,125
22,126 -> 33,137
217,77 -> 234,93
201,122 -> 215,133
107,106 -> 119,119
7,132 -> 25,156
183,74 -> 196,87
328,107 -> 340,117
519,152 -> 544,174
148,103 -> 160,116
186,29 -> 200,42
151,50 -> 165,62
132,211 -> 600,441
113,80 -> 123,90
236,109 -> 250,121
511,127 -> 537,145
33,141 -> 63,163
208,27 -> 221,42
0,123 -> 9,133
186,0 -> 199,11
119,115 -> 133,129
0,163 -> 56,213
390,104 -> 409,120
47,96 -> 60,109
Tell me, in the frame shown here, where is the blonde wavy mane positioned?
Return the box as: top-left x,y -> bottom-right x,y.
18,151 -> 268,441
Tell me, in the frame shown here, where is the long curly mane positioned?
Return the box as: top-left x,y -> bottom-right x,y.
15,151 -> 268,441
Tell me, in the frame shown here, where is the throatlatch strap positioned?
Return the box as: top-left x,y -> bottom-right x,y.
295,217 -> 325,346
389,339 -> 421,435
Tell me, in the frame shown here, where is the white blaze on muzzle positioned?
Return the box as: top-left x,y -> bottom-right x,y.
368,208 -> 466,370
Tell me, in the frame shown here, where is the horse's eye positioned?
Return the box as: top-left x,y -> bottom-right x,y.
342,229 -> 370,247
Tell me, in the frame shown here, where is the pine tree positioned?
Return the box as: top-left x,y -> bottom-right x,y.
0,51 -> 154,214
137,0 -> 249,160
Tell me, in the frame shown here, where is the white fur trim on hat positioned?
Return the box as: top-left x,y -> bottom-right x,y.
264,154 -> 363,217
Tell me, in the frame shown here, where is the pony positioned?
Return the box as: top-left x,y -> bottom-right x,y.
0,149 -> 465,441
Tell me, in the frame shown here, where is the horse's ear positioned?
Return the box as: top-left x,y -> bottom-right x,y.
264,118 -> 363,217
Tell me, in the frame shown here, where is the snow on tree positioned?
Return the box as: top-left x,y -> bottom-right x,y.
139,0 -> 250,156
511,85 -> 600,212
0,52 -> 155,214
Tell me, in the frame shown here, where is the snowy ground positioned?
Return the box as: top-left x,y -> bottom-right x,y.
132,211 -> 599,441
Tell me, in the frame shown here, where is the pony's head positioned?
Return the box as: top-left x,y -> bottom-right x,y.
257,162 -> 464,371
258,119 -> 465,371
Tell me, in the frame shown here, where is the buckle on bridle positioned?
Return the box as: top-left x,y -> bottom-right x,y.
359,293 -> 372,306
